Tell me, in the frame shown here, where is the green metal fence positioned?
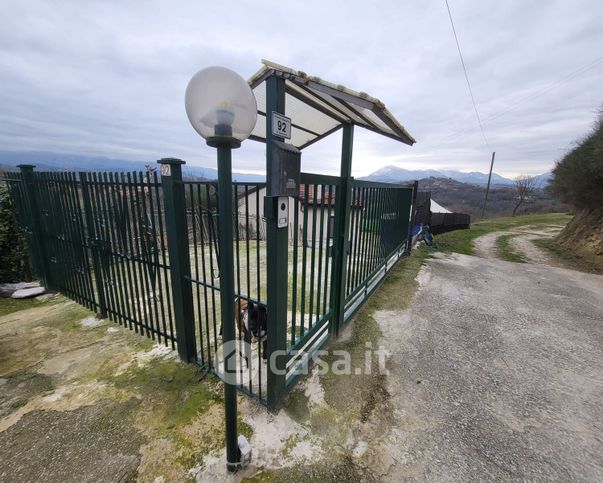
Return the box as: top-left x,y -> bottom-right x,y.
183,179 -> 268,402
3,168 -> 177,346
284,175 -> 415,388
3,162 -> 415,409
343,179 -> 415,322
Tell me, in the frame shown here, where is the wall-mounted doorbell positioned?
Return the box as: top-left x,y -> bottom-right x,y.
264,139 -> 300,229
277,196 -> 288,228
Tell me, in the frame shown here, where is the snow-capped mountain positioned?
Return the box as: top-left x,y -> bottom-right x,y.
361,165 -> 551,186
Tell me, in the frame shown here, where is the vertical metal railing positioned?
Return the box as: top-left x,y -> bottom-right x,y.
3,165 -> 415,410
342,180 -> 414,322
285,173 -> 339,386
5,167 -> 177,348
184,180 -> 268,403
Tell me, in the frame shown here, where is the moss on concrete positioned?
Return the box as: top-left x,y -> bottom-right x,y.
0,293 -> 62,318
0,293 -> 233,482
244,456 -> 371,482
283,388 -> 310,424
279,247 -> 432,478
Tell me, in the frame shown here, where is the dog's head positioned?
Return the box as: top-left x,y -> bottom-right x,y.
247,301 -> 267,338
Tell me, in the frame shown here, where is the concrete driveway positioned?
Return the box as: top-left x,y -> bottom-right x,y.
374,252 -> 603,481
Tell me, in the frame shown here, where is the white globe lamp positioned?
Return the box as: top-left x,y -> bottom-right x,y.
185,66 -> 257,148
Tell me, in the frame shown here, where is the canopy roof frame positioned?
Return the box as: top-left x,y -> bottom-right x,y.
248,60 -> 416,150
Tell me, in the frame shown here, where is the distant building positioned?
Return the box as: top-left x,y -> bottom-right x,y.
236,185 -> 340,243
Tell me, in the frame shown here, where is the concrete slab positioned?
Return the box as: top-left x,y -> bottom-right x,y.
11,287 -> 46,299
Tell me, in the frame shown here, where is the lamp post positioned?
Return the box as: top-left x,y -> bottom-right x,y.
185,66 -> 257,472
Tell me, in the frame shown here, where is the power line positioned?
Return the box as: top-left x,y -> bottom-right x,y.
482,56 -> 603,124
441,56 -> 603,142
444,0 -> 491,151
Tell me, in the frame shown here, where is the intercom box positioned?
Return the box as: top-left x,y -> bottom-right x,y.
268,140 -> 301,197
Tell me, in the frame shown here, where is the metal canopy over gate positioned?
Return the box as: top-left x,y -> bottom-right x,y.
248,59 -> 416,149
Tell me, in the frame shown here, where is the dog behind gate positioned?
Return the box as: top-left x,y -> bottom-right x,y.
234,297 -> 267,366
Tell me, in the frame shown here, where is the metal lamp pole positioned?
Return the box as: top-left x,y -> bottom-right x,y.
208,136 -> 240,472
185,66 -> 257,473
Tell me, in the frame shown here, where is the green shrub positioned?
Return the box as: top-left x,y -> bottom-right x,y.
0,184 -> 31,282
550,112 -> 603,211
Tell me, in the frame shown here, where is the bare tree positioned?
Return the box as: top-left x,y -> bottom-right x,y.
512,175 -> 538,216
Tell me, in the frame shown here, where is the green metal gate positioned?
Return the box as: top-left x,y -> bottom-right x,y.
3,161 -> 415,409
283,174 -> 414,390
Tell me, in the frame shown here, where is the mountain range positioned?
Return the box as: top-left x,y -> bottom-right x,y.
360,165 -> 552,187
0,150 -> 265,183
0,151 -> 552,187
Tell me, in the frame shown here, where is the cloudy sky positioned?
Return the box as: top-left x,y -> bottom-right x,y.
1,0 -> 601,178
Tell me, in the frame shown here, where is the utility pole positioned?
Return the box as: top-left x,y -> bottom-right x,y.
481,151 -> 495,219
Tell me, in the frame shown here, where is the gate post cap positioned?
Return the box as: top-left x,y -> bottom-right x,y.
157,158 -> 185,165
17,164 -> 36,170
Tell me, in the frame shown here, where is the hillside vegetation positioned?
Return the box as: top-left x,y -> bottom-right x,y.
0,185 -> 30,282
418,177 -> 566,219
549,113 -> 603,266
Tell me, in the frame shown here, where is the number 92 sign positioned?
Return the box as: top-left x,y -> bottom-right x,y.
271,112 -> 291,140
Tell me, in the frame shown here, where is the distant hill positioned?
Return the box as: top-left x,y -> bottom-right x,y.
419,177 -> 566,219
532,171 -> 552,187
361,165 -> 552,187
0,150 -> 265,183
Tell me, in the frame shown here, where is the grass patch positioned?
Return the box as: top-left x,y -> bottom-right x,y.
496,234 -> 526,263
435,213 -> 572,256
109,358 -> 220,430
362,244 -> 431,313
0,296 -> 52,318
436,226 -> 490,255
534,238 -> 603,275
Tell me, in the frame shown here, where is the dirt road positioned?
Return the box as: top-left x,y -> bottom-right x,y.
472,225 -> 564,264
374,251 -> 603,480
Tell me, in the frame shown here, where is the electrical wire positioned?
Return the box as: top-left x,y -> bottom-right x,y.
442,56 -> 603,142
444,0 -> 491,151
482,56 -> 603,124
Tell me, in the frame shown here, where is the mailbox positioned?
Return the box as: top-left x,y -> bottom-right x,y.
268,140 -> 301,197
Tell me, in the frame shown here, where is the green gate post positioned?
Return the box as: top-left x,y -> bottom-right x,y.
407,180 -> 419,254
265,75 -> 289,411
80,172 -> 108,317
330,124 -> 354,336
17,165 -> 53,290
158,158 -> 196,362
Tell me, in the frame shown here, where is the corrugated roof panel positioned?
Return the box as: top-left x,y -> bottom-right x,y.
247,60 -> 415,148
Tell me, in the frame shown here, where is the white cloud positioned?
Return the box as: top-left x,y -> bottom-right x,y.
0,0 -> 601,178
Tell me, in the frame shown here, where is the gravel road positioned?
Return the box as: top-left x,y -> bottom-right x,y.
374,252 -> 603,481
472,225 -> 564,264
